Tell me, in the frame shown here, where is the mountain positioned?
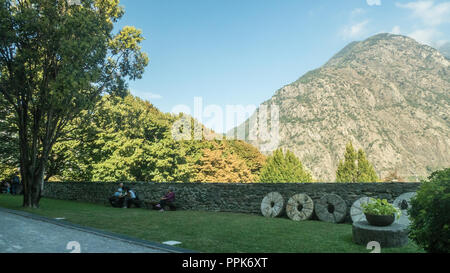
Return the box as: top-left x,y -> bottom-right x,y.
439,42 -> 450,59
230,33 -> 450,182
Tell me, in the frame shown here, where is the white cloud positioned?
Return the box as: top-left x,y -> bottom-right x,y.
408,28 -> 442,45
396,1 -> 450,26
391,26 -> 402,35
395,1 -> 450,47
340,20 -> 370,39
436,39 -> 449,47
367,0 -> 382,6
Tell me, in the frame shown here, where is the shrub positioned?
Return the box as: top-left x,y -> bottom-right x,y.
408,168 -> 450,253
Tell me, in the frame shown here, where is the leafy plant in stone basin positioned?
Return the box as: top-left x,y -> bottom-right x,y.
362,198 -> 401,219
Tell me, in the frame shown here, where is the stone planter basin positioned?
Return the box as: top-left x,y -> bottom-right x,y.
364,213 -> 395,227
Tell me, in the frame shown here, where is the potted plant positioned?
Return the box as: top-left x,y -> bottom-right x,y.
361,198 -> 401,227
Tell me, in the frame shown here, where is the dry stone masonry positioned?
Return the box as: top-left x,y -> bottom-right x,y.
43,182 -> 420,223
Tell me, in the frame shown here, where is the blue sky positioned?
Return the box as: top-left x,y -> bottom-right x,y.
116,0 -> 450,133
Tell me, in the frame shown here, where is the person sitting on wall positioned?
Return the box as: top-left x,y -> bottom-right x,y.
0,180 -> 7,194
155,187 -> 175,212
109,183 -> 125,208
11,173 -> 20,195
122,186 -> 139,208
3,181 -> 11,194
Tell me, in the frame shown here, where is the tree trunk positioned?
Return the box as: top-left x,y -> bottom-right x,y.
22,163 -> 44,209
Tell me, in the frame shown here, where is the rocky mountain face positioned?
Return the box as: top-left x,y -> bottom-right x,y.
231,34 -> 450,182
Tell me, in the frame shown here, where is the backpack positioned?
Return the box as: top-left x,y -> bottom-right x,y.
131,189 -> 139,200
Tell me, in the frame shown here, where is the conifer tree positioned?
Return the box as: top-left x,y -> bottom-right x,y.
259,149 -> 313,183
356,149 -> 378,182
336,143 -> 357,182
336,142 -> 378,182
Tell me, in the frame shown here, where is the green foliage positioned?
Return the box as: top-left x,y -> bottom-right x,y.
258,149 -> 313,183
48,95 -> 263,183
409,168 -> 450,253
0,0 -> 148,207
336,142 -> 378,182
0,164 -> 16,181
51,95 -> 191,182
362,198 -> 401,219
0,95 -> 18,178
225,140 -> 266,176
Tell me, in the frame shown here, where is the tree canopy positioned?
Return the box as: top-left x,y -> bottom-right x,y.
258,149 -> 313,183
0,0 -> 148,207
44,94 -> 265,183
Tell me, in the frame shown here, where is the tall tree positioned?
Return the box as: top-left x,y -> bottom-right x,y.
0,0 -> 148,207
336,142 -> 378,182
258,149 -> 313,183
356,149 -> 378,182
336,143 -> 357,182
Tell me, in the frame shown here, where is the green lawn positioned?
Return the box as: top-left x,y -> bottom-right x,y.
0,195 -> 424,253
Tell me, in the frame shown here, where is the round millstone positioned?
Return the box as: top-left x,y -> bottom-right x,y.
393,192 -> 417,226
315,194 -> 347,223
286,194 -> 314,221
351,197 -> 375,223
261,192 -> 285,218
352,221 -> 409,248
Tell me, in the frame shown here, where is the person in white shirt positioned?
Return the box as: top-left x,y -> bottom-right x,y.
122,186 -> 138,208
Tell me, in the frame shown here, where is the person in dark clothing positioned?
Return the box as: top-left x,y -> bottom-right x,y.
11,174 -> 20,195
3,181 -> 11,194
155,188 -> 175,212
109,183 -> 125,208
1,180 -> 9,194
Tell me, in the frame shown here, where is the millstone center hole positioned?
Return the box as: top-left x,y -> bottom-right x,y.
327,204 -> 335,214
270,202 -> 275,208
297,204 -> 304,212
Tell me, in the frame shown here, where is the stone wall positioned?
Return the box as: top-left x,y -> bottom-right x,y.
43,182 -> 421,222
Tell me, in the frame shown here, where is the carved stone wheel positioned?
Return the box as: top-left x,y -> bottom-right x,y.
393,192 -> 417,226
351,197 -> 375,223
286,194 -> 314,221
315,194 -> 347,223
260,192 -> 285,218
